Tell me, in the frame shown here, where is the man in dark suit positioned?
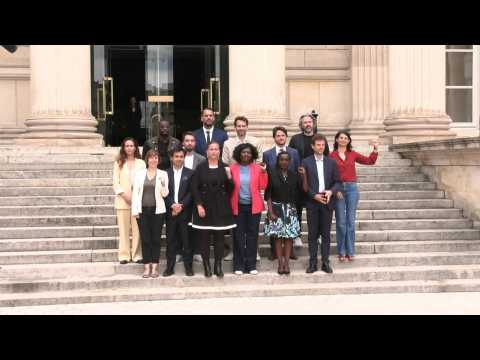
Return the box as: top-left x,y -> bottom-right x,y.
289,114 -> 330,250
302,134 -> 341,274
193,108 -> 229,157
263,126 -> 300,173
163,146 -> 195,277
262,126 -> 300,261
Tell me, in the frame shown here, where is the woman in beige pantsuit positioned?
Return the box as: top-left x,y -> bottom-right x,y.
113,138 -> 146,264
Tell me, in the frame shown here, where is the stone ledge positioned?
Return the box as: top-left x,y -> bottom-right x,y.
391,137 -> 480,153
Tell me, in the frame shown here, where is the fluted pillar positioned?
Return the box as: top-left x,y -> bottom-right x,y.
17,45 -> 103,146
224,45 -> 294,148
349,45 -> 388,144
382,45 -> 455,145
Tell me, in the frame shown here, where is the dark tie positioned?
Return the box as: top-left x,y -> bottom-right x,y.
206,131 -> 211,145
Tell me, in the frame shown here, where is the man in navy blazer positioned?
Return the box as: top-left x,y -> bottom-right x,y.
262,126 -> 300,261
301,134 -> 342,274
193,108 -> 229,158
262,126 -> 300,173
164,146 -> 195,277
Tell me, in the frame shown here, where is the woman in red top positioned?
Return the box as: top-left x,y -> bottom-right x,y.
230,143 -> 268,275
329,130 -> 378,262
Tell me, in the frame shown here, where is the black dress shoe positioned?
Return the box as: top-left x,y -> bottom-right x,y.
306,258 -> 318,274
290,254 -> 298,260
135,260 -> 143,264
184,263 -> 194,277
162,269 -> 174,277
120,260 -> 128,265
321,262 -> 333,274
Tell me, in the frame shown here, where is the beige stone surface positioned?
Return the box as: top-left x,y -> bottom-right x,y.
393,138 -> 480,226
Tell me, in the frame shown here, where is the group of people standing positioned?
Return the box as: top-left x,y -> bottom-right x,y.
113,108 -> 379,279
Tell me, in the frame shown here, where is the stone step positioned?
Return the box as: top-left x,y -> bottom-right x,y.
0,224 -> 478,242
0,215 -> 117,228
356,166 -> 421,175
0,178 -> 113,187
3,246 -> 480,267
0,205 -> 461,220
357,174 -> 427,183
356,199 -> 454,210
0,237 -> 118,252
358,158 -> 412,167
356,182 -> 436,191
0,214 -> 470,230
0,205 -> 115,217
359,191 -> 445,200
2,267 -> 480,306
0,195 -> 114,206
2,236 -> 480,255
0,170 -> 113,179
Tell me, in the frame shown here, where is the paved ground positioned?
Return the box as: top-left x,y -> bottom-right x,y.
1,292 -> 480,315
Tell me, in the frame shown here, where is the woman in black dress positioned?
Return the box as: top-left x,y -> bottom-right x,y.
191,141 -> 236,278
264,151 -> 308,275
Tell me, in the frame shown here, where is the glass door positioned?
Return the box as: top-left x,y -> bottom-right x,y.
145,45 -> 174,140
91,45 -> 114,146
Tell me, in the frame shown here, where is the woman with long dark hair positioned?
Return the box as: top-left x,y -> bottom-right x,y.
329,130 -> 378,262
191,141 -> 236,278
264,151 -> 308,275
113,138 -> 145,264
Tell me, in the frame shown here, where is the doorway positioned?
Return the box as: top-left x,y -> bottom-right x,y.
91,45 -> 229,146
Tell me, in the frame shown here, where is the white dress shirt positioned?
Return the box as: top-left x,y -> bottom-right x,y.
315,154 -> 326,193
275,145 -> 287,155
203,126 -> 214,144
173,166 -> 183,204
184,153 -> 194,170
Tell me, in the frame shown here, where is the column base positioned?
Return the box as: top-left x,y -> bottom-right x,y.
381,114 -> 456,145
18,114 -> 104,147
0,127 -> 27,145
345,122 -> 386,147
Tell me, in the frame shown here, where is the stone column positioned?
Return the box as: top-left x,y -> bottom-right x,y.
349,45 -> 388,145
17,45 -> 103,146
224,45 -> 294,148
382,45 -> 455,145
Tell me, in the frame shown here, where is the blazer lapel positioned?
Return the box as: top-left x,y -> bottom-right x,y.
310,156 -> 319,190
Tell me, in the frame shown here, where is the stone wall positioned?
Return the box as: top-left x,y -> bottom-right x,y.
286,45 -> 352,134
392,138 -> 480,227
0,46 -> 30,143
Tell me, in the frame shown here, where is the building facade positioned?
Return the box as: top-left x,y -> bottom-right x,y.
0,45 -> 478,148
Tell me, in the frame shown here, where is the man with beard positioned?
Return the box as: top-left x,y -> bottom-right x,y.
289,114 -> 330,250
142,119 -> 181,170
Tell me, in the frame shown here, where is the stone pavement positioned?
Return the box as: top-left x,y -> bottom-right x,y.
1,292 -> 480,315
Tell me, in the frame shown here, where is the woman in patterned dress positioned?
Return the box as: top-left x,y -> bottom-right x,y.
264,151 -> 308,275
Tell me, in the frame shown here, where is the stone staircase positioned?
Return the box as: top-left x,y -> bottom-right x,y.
0,147 -> 480,307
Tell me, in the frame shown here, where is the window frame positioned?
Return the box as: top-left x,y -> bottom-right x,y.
445,45 -> 479,129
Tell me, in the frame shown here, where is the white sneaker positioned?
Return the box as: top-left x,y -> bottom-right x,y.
249,270 -> 258,275
193,254 -> 203,263
176,255 -> 183,263
234,271 -> 243,275
256,251 -> 261,261
294,237 -> 304,248
224,252 -> 234,261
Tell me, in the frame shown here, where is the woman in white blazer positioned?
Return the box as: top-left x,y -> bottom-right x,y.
132,149 -> 169,278
113,138 -> 146,264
